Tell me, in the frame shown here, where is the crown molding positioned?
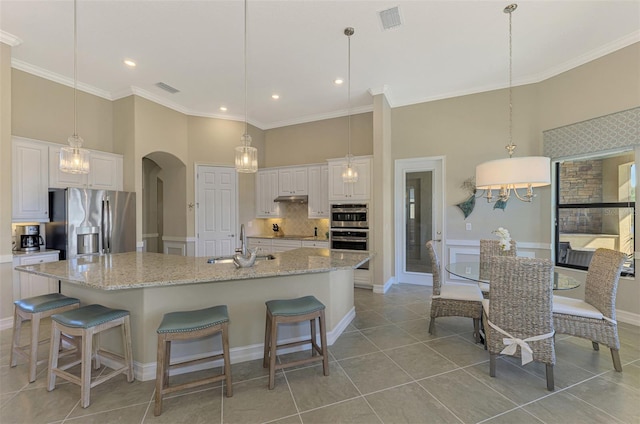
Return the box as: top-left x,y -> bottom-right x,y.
260,104 -> 374,130
11,59 -> 112,100
0,31 -> 23,47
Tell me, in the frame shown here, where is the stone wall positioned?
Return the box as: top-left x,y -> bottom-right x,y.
559,159 -> 603,234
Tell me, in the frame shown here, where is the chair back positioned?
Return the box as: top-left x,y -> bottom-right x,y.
425,241 -> 442,295
479,239 -> 517,280
584,248 -> 626,320
487,256 -> 555,364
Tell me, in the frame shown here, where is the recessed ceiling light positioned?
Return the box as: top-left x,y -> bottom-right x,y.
219,106 -> 228,112
334,79 -> 344,85
123,59 -> 136,67
271,94 -> 280,100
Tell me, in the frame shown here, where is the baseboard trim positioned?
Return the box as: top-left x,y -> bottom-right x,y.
373,277 -> 395,294
103,306 -> 357,381
617,309 -> 640,326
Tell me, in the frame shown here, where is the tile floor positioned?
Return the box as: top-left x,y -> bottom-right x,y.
1,283 -> 639,423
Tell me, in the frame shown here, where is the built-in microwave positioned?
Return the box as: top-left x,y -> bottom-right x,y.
330,204 -> 368,229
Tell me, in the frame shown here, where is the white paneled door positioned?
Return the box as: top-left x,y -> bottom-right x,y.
196,166 -> 237,257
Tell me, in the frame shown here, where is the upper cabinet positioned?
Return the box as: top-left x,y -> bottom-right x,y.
12,138 -> 50,222
327,156 -> 372,201
256,169 -> 281,218
87,151 -> 123,190
49,147 -> 123,191
278,167 -> 308,196
308,165 -> 329,218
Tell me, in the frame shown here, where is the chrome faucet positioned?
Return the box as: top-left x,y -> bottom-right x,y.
239,224 -> 247,256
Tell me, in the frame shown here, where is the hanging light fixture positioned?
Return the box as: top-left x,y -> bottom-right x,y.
60,0 -> 90,175
342,27 -> 358,184
235,0 -> 258,173
475,3 -> 549,202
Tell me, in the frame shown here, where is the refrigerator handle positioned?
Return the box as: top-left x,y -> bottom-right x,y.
106,198 -> 112,253
101,198 -> 107,254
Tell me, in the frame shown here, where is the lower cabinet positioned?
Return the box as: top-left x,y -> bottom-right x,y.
247,238 -> 273,254
302,240 -> 329,248
13,252 -> 59,300
272,240 -> 302,253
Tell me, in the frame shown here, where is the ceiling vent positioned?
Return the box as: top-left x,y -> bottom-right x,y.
155,82 -> 180,94
378,6 -> 402,30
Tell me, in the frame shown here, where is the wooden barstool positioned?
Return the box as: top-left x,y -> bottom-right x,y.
10,293 -> 80,382
263,295 -> 328,389
47,304 -> 134,408
155,305 -> 232,416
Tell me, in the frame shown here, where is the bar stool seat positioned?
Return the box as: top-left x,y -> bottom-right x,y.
155,305 -> 232,416
47,304 -> 134,408
10,293 -> 80,383
263,295 -> 329,389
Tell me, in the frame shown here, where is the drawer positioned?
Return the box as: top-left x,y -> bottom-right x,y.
302,240 -> 329,248
17,253 -> 59,266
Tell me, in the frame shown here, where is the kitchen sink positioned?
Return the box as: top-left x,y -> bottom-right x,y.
207,254 -> 276,264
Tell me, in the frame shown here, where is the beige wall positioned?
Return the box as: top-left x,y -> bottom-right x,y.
1,43 -> 14,320
392,83 -> 546,245
263,113 -> 373,167
113,96 -> 135,192
11,70 -> 113,151
187,116 -> 264,234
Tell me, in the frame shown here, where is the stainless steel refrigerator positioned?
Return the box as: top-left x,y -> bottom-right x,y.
46,188 -> 136,260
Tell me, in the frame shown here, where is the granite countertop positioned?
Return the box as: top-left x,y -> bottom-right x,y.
15,248 -> 373,291
248,234 -> 329,241
13,249 -> 60,257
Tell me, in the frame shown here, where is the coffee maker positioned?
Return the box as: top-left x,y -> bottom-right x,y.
16,225 -> 44,252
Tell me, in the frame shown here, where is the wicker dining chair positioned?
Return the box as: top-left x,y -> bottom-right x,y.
483,256 -> 555,391
479,239 -> 517,298
553,248 -> 627,372
426,241 -> 483,342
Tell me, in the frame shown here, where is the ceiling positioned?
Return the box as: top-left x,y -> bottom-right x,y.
2,1 -> 639,130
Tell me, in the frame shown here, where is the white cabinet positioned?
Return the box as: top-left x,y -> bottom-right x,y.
302,240 -> 329,248
12,138 -> 50,222
247,237 -> 273,254
256,170 -> 281,218
49,147 -> 123,191
272,239 -> 302,252
87,151 -> 123,190
278,167 -> 308,196
308,165 -> 329,218
328,157 -> 372,201
13,252 -> 59,299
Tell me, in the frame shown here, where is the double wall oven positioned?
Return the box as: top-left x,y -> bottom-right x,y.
330,204 -> 369,270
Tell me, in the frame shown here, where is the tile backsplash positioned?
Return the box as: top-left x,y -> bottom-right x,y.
254,203 -> 330,239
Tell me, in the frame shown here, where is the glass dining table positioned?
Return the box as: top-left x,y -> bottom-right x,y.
445,261 -> 581,290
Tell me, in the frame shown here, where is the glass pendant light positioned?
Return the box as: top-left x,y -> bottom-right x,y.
235,0 -> 258,173
60,0 -> 90,174
342,27 -> 358,184
475,4 -> 549,202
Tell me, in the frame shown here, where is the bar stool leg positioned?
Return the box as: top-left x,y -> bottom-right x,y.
47,322 -> 61,391
81,328 -> 93,408
154,334 -> 166,416
319,310 -> 329,376
122,316 -> 134,382
9,307 -> 22,368
310,318 -> 317,357
222,323 -> 233,397
28,312 -> 42,382
263,310 -> 271,368
268,316 -> 278,390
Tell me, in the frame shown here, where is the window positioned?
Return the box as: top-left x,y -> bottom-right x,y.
555,151 -> 635,276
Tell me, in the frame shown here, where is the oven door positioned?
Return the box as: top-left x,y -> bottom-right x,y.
330,230 -> 369,270
330,205 -> 368,229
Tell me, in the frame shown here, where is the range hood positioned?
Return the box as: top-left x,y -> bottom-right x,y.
274,195 -> 308,203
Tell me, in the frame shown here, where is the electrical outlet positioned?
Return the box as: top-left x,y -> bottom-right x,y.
465,223 -> 472,231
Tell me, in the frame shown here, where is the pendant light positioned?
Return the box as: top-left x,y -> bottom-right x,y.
235,0 -> 258,173
342,27 -> 358,184
60,0 -> 90,174
475,3 -> 549,202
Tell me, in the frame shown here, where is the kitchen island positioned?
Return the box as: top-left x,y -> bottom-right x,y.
16,248 -> 371,380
